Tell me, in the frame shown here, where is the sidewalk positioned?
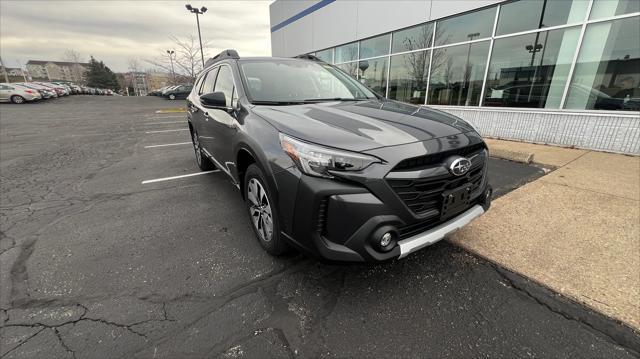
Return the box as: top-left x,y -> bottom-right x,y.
450,139 -> 640,331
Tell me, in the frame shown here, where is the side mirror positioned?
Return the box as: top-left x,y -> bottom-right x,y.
200,92 -> 227,109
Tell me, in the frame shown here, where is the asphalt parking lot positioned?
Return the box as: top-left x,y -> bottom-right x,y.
1,96 -> 637,358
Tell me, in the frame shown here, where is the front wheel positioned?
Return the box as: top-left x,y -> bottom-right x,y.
168,94 -> 176,100
191,130 -> 215,171
245,164 -> 289,255
11,95 -> 25,104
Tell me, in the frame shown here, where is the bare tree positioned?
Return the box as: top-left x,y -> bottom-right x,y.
128,58 -> 140,73
127,58 -> 147,96
392,25 -> 451,103
421,27 -> 452,104
145,34 -> 209,83
402,25 -> 432,96
64,49 -> 86,84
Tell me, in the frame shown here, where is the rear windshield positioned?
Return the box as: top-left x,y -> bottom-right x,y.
239,60 -> 376,104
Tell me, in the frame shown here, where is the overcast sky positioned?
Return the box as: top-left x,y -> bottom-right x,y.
0,0 -> 272,72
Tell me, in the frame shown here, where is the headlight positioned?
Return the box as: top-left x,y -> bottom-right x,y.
279,133 -> 382,178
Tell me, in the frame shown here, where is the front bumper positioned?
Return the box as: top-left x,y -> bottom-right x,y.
397,204 -> 485,259
276,135 -> 491,262
25,94 -> 42,101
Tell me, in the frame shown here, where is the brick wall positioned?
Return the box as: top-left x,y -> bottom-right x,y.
435,106 -> 640,155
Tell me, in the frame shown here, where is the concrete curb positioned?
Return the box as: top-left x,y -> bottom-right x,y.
489,148 -> 535,164
451,240 -> 640,354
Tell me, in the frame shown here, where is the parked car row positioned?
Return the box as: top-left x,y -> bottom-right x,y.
0,82 -> 115,103
148,84 -> 193,100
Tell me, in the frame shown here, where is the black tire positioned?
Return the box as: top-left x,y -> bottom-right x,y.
244,163 -> 289,255
11,95 -> 25,104
168,94 -> 176,100
191,130 -> 215,171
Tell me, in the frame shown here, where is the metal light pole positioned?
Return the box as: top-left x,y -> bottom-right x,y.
44,65 -> 52,81
166,50 -> 176,85
525,39 -> 545,104
0,56 -> 9,83
462,32 -> 480,105
185,4 -> 207,68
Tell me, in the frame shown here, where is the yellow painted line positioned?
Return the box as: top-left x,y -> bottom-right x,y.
155,108 -> 187,113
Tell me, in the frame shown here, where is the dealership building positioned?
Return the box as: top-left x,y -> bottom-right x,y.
269,0 -> 639,154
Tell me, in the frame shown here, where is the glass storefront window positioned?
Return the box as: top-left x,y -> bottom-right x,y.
435,7 -> 495,46
428,41 -> 490,106
335,42 -> 358,63
497,0 -> 588,35
565,17 -> 640,111
391,23 -> 434,53
590,0 -> 640,19
360,34 -> 390,59
358,57 -> 388,95
388,50 -> 430,104
316,48 -> 333,63
483,27 -> 580,108
335,62 -> 359,79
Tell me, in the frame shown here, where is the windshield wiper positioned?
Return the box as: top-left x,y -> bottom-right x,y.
302,97 -> 370,102
251,100 -> 306,105
251,98 -> 373,106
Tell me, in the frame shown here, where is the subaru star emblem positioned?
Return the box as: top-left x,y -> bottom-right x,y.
449,157 -> 472,176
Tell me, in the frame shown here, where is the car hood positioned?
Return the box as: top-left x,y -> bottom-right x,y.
252,99 -> 475,151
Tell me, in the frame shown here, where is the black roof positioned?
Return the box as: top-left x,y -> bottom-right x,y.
293,54 -> 322,62
202,51 -> 327,70
204,49 -> 240,68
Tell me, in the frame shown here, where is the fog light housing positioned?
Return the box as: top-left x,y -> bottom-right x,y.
480,185 -> 493,210
380,232 -> 393,247
372,226 -> 398,252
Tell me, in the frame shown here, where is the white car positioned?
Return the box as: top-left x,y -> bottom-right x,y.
0,83 -> 43,103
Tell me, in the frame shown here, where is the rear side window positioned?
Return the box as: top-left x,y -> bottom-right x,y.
194,76 -> 204,93
200,67 -> 219,95
213,66 -> 234,107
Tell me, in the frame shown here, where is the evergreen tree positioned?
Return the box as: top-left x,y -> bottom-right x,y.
85,56 -> 120,90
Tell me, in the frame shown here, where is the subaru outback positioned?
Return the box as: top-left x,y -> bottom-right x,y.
186,50 -> 492,262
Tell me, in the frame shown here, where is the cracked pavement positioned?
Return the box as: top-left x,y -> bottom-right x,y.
1,96 -> 638,358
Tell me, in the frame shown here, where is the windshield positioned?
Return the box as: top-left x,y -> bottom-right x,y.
240,59 -> 377,104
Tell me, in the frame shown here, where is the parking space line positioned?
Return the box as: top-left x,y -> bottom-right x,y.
144,142 -> 191,148
145,129 -> 189,134
145,121 -> 185,125
141,170 -> 219,184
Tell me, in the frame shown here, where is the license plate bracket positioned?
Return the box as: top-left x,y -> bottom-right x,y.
441,185 -> 472,219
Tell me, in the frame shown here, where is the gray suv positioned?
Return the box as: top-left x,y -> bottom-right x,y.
186,50 -> 492,262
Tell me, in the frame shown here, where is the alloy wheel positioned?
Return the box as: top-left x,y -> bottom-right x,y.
12,96 -> 24,104
192,132 -> 202,166
247,178 -> 273,242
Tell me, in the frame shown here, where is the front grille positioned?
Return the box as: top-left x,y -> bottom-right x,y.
316,198 -> 329,235
393,143 -> 486,172
397,197 -> 481,239
387,147 -> 486,216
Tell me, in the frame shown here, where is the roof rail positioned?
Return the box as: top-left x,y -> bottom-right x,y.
204,49 -> 240,68
294,54 -> 322,61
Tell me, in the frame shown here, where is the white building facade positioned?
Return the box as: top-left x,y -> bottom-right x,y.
270,0 -> 640,154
